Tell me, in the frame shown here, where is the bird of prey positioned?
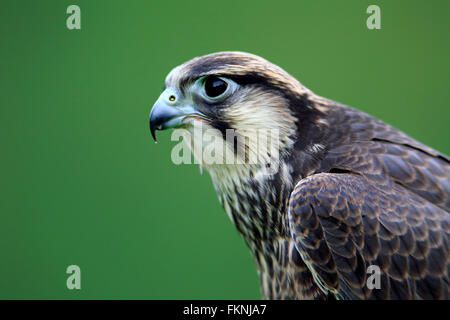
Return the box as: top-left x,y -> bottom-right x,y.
149,52 -> 449,300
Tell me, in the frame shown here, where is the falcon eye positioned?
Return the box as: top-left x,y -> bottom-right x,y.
204,76 -> 228,98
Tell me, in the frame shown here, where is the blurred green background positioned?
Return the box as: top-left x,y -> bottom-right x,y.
0,0 -> 449,299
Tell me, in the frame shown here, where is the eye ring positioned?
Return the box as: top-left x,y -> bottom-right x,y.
203,76 -> 229,99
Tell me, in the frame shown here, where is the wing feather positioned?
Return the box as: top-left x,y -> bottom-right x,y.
288,173 -> 450,299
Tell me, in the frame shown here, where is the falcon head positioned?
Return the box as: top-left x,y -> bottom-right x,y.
149,52 -> 328,182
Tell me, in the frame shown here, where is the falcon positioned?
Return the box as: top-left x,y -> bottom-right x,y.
149,52 -> 450,300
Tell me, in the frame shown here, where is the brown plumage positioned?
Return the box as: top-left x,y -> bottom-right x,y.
149,52 -> 450,299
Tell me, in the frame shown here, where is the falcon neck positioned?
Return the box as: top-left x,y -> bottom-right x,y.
209,162 -> 294,250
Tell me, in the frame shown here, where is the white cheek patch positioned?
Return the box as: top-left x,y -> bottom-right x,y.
224,87 -> 297,153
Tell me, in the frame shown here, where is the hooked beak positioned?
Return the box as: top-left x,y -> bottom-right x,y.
149,90 -> 198,142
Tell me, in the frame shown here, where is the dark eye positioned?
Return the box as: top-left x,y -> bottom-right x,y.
204,76 -> 228,98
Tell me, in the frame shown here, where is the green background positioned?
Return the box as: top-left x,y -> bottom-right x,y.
1,0 -> 449,299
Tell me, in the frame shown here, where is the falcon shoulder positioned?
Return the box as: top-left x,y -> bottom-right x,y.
319,102 -> 450,211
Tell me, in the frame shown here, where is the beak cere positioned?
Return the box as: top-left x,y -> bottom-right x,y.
149,100 -> 184,142
149,90 -> 202,142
